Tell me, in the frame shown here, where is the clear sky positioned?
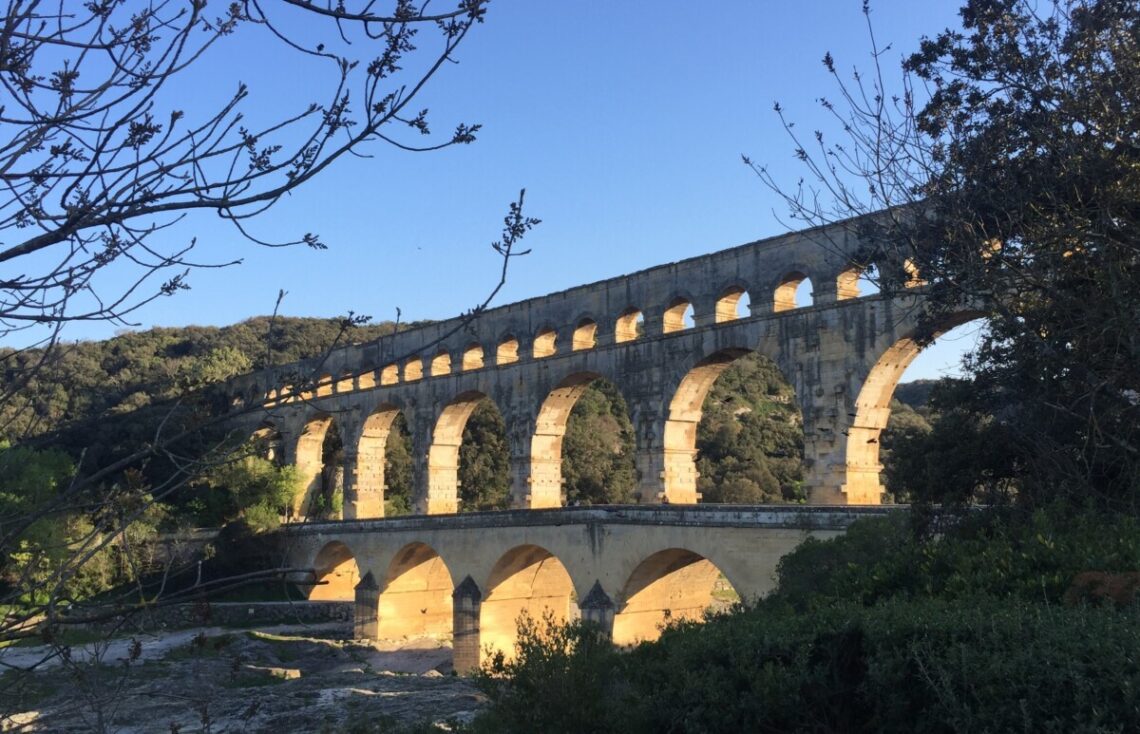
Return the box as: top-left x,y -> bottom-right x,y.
17,1 -> 978,380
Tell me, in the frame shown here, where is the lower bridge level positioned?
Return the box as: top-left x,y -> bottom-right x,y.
284,505 -> 889,671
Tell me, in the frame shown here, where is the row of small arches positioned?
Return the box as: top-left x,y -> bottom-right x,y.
261,263 -> 921,404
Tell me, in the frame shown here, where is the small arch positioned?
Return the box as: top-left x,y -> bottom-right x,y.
614,307 -> 644,343
403,359 -> 423,382
315,373 -> 335,398
250,422 -> 283,465
481,545 -> 575,663
572,319 -> 597,351
774,272 -> 813,311
377,543 -> 454,640
462,343 -> 485,371
612,549 -> 737,646
715,286 -> 749,323
358,368 -> 377,390
497,336 -> 519,365
308,541 -> 359,601
336,370 -> 354,393
663,297 -> 694,334
430,350 -> 451,377
836,265 -> 863,300
903,258 -> 926,287
533,327 -> 557,359
380,363 -> 399,385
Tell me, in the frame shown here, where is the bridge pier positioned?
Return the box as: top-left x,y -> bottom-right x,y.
578,581 -> 616,639
452,576 -> 483,674
353,571 -> 379,639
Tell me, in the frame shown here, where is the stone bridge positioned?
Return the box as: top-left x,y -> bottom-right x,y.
284,505 -> 890,671
227,215 -> 978,516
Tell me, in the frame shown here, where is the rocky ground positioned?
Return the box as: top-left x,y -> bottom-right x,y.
0,623 -> 481,732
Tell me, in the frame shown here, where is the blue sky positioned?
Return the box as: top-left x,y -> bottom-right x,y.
22,1 -> 978,379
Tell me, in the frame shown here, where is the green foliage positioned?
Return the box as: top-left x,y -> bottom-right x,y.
0,447 -> 165,603
384,413 -> 413,516
459,400 -> 511,511
472,596 -> 1140,733
562,381 -> 637,505
471,612 -> 623,734
696,353 -> 804,503
773,508 -> 1140,610
0,316 -> 407,445
198,455 -> 301,531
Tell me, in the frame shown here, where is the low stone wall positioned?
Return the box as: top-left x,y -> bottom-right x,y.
69,600 -> 352,632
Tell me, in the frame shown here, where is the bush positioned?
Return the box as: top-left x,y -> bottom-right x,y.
773,507 -> 1140,609
470,612 -> 624,734
471,599 -> 1140,733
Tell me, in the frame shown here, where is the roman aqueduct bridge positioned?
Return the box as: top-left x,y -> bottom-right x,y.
226,215 -> 977,517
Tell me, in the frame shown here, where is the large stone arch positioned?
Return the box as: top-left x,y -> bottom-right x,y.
426,391 -> 504,514
660,348 -> 753,503
612,548 -> 737,646
294,414 -> 342,518
529,371 -> 634,509
377,542 -> 454,640
843,311 -> 984,503
308,540 -> 359,601
351,403 -> 405,519
481,544 -> 575,662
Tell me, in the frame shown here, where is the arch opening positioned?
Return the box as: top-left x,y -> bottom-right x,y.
663,350 -> 805,504
295,415 -> 344,518
462,343 -> 485,371
431,350 -> 452,377
530,374 -> 636,508
844,315 -> 983,504
903,258 -> 926,287
250,423 -> 283,466
308,541 -> 359,601
404,358 -> 423,382
612,549 -> 737,646
481,545 -> 575,663
353,404 -> 404,519
663,298 -> 694,334
428,392 -> 509,514
314,373 -> 334,398
572,319 -> 597,351
615,307 -> 644,343
496,336 -> 519,365
533,328 -> 557,359
358,367 -> 377,390
715,286 -> 749,323
774,271 -> 813,311
377,543 -> 454,640
380,363 -> 399,386
836,265 -> 863,300
336,370 -> 354,393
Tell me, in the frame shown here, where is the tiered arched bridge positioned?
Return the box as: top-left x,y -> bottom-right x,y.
222,215 -> 977,666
